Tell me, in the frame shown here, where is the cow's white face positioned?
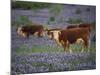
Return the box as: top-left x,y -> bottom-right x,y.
17,27 -> 27,37
17,27 -> 22,35
47,30 -> 60,40
47,30 -> 61,46
51,31 -> 60,40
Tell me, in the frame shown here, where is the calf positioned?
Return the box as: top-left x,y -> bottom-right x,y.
17,25 -> 44,38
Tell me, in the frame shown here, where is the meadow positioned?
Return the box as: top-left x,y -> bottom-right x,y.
11,1 -> 96,75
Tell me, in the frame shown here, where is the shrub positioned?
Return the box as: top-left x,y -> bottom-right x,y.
12,1 -> 51,10
48,4 -> 63,24
13,16 -> 32,26
49,16 -> 55,22
49,4 -> 62,16
75,9 -> 82,14
67,18 -> 83,24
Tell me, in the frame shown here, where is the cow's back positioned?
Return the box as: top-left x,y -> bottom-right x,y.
59,28 -> 90,43
79,23 -> 92,32
21,25 -> 43,34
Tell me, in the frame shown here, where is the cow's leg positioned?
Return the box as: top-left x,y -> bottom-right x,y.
62,42 -> 67,52
37,32 -> 42,38
63,41 -> 71,53
55,40 -> 62,46
22,32 -> 29,38
63,44 -> 66,52
86,38 -> 90,52
80,39 -> 85,52
60,40 -> 67,52
88,38 -> 91,52
82,37 -> 89,52
67,42 -> 72,53
26,33 -> 29,38
81,45 -> 85,52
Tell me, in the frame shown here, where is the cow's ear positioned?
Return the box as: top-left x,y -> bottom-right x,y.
58,31 -> 61,35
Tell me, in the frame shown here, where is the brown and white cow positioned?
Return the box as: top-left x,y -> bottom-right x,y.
17,25 -> 44,38
59,28 -> 90,52
66,23 -> 93,47
47,27 -> 91,52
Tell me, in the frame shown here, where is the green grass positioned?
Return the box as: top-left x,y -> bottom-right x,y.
15,44 -> 63,55
49,16 -> 55,22
12,15 -> 33,27
67,18 -> 83,24
14,43 -> 96,56
13,43 -> 96,72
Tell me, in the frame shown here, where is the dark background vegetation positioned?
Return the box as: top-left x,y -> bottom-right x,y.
12,1 -> 51,10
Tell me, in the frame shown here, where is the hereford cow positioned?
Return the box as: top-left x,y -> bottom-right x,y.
67,23 -> 93,46
47,27 -> 90,52
17,25 -> 44,38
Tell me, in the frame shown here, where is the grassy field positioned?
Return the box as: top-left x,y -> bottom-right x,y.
14,42 -> 95,55
11,1 -> 96,74
12,26 -> 96,74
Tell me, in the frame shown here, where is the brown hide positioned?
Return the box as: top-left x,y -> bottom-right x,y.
59,28 -> 90,52
66,23 -> 92,32
17,25 -> 44,38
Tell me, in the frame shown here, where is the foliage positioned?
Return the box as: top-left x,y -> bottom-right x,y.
13,15 -> 32,26
15,44 -> 30,55
15,43 -> 95,55
75,8 -> 82,14
58,17 -> 65,23
12,1 -> 51,10
49,4 -> 62,16
49,16 -> 55,22
67,18 -> 83,24
48,4 -> 63,24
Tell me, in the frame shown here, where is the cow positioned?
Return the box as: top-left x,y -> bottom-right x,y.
67,23 -> 93,46
17,25 -> 45,38
46,27 -> 90,52
59,28 -> 90,52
